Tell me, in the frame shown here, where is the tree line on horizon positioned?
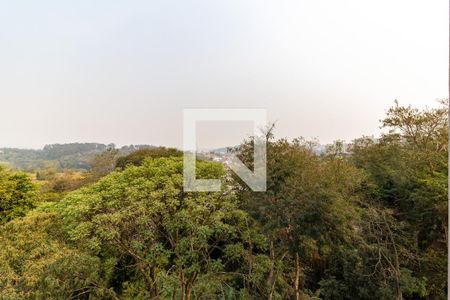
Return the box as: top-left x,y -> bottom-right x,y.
0,143 -> 160,171
0,100 -> 447,299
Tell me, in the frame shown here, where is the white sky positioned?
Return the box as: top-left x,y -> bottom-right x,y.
0,0 -> 447,149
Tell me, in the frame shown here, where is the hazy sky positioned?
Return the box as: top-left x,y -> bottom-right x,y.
0,0 -> 447,149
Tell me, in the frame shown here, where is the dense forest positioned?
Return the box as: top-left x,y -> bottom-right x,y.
0,101 -> 447,300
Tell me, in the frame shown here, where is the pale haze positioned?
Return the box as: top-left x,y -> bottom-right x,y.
0,0 -> 447,149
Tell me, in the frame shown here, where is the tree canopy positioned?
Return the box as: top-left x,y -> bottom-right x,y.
0,101 -> 447,299
0,166 -> 37,224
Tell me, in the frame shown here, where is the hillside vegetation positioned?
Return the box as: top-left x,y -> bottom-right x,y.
0,101 -> 447,299
0,143 -> 155,171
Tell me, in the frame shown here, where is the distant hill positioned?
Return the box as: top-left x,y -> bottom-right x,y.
0,143 -> 155,171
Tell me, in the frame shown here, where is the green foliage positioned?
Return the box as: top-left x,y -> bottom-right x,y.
0,211 -> 112,299
0,166 -> 37,224
55,157 -> 260,298
0,157 -> 265,299
0,101 -> 446,299
115,147 -> 182,169
234,136 -> 369,299
350,100 -> 448,299
87,148 -> 120,182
